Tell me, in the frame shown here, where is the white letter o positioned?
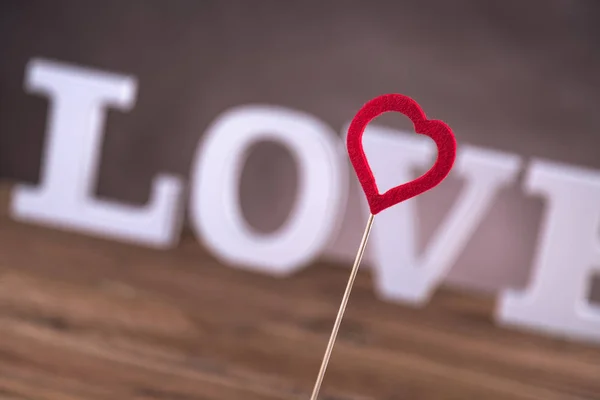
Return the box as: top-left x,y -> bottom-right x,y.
190,105 -> 348,275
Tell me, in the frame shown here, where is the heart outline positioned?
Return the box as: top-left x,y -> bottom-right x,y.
347,93 -> 457,215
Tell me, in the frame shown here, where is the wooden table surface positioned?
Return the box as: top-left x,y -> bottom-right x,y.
0,187 -> 599,400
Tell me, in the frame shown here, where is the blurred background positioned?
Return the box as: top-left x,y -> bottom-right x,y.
1,1 -> 600,399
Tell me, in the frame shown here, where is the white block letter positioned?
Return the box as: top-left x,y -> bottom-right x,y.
190,105 -> 348,275
497,160 -> 600,343
358,126 -> 521,304
11,59 -> 183,248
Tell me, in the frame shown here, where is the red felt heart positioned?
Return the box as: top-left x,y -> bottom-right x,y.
347,93 -> 457,215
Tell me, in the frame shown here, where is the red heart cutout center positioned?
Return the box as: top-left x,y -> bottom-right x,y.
347,94 -> 457,215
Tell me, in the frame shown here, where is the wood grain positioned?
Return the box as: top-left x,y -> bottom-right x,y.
0,185 -> 599,400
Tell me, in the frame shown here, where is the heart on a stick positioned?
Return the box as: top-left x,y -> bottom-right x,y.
347,93 -> 457,215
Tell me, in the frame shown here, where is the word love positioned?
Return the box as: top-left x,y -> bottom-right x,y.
9,58 -> 600,345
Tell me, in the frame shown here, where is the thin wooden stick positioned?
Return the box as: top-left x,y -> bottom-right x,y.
309,213 -> 375,400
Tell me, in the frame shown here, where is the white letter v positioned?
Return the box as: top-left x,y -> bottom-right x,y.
359,125 -> 522,304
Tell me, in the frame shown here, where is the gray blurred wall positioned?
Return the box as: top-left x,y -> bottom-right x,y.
1,0 -> 599,297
